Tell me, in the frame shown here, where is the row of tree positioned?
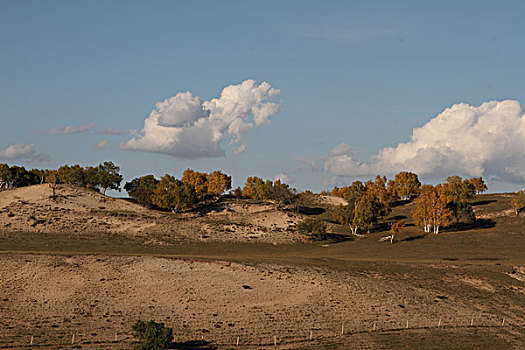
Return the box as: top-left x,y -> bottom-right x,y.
331,176 -> 391,235
241,176 -> 297,206
410,175 -> 481,234
124,172 -> 301,213
331,171 -> 486,203
124,169 -> 232,212
0,162 -> 123,194
330,172 -> 487,235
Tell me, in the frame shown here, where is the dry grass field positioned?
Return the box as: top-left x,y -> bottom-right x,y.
0,185 -> 523,349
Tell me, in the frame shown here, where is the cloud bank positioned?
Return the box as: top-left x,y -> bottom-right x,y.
0,143 -> 49,162
322,100 -> 525,184
121,80 -> 280,158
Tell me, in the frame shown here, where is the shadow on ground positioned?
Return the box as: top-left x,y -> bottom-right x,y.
169,340 -> 217,349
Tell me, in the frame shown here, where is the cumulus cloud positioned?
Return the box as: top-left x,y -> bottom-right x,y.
0,143 -> 50,162
43,123 -> 96,135
121,80 -> 280,158
322,100 -> 525,184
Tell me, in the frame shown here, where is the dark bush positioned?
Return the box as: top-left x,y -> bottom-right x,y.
297,217 -> 327,240
132,320 -> 173,350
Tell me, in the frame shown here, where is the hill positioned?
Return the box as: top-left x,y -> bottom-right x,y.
0,184 -> 314,244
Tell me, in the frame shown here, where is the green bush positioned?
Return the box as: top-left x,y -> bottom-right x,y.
132,320 -> 173,350
297,217 -> 327,240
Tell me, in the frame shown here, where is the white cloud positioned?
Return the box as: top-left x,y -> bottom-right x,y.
96,140 -> 108,149
0,143 -> 50,162
322,100 -> 525,184
43,123 -> 96,135
121,80 -> 280,158
274,173 -> 294,184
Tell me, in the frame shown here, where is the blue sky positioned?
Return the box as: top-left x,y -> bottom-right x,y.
2,0 -> 525,194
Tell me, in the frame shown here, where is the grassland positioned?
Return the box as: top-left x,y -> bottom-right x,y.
0,189 -> 523,349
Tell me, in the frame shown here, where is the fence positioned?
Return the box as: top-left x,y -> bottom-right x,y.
0,316 -> 521,349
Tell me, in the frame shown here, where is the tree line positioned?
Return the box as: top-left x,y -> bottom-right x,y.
124,169 -> 232,212
329,171 -> 487,235
124,172 -> 300,212
0,162 -> 123,195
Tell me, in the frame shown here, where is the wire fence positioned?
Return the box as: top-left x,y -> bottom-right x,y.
0,315 -> 521,349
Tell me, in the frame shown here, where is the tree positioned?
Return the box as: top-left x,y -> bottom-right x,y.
297,217 -> 327,240
444,175 -> 475,203
332,204 -> 352,226
181,169 -> 208,197
57,164 -> 85,186
444,176 -> 476,224
207,170 -> 232,196
388,171 -> 421,201
29,168 -> 45,184
466,177 -> 487,194
380,220 -> 405,244
132,320 -> 173,350
351,194 -> 380,234
0,164 -> 11,188
365,175 -> 390,206
510,197 -> 524,216
96,161 -> 123,195
124,175 -> 159,207
332,181 -> 366,203
7,166 -> 31,188
152,175 -> 197,213
448,200 -> 476,224
45,170 -> 60,198
411,184 -> 451,234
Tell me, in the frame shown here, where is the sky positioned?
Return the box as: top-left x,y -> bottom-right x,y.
2,0 -> 525,195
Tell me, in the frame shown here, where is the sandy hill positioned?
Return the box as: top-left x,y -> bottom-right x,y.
0,184 -> 309,244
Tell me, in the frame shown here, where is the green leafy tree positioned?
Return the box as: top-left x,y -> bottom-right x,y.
96,161 -> 123,194
297,217 -> 327,240
332,204 -> 352,226
0,164 -> 12,188
388,171 -> 421,201
57,165 -> 86,186
444,176 -> 476,224
448,200 -> 476,224
153,175 -> 197,213
7,166 -> 31,188
132,320 -> 173,350
29,168 -> 45,184
124,175 -> 159,207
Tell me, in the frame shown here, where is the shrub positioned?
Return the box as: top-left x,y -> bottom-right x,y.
132,320 -> 173,350
297,217 -> 327,240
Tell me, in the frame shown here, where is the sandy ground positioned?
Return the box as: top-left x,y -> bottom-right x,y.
0,185 -> 309,244
0,254 -> 523,349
